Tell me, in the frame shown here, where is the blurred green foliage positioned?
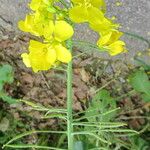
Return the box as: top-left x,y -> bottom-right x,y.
0,64 -> 17,104
129,69 -> 150,102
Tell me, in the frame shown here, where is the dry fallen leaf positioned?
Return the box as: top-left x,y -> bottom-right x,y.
80,68 -> 90,83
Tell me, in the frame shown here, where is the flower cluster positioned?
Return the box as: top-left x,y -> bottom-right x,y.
19,0 -> 126,72
69,0 -> 126,55
19,0 -> 74,72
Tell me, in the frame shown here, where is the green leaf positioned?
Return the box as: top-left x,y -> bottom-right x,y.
134,57 -> 150,71
0,82 -> 3,91
0,117 -> 9,132
129,70 -> 150,102
74,141 -> 88,150
0,64 -> 14,85
130,136 -> 150,150
83,90 -> 118,146
0,92 -> 17,104
57,134 -> 67,147
85,89 -> 116,122
0,64 -> 17,104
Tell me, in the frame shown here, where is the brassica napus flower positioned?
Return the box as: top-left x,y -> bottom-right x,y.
47,20 -> 74,42
69,0 -> 126,56
29,0 -> 53,11
29,0 -> 54,23
18,14 -> 43,36
97,31 -> 127,56
21,40 -> 72,72
18,11 -> 53,37
19,15 -> 74,41
69,0 -> 106,23
19,0 -> 74,72
19,19 -> 74,72
19,0 -> 127,73
89,17 -> 119,34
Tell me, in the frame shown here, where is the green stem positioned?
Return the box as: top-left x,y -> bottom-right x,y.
73,40 -> 106,51
123,31 -> 150,47
4,144 -> 66,150
66,39 -> 73,150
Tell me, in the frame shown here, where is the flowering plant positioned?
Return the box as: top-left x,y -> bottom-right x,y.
3,0 -> 138,150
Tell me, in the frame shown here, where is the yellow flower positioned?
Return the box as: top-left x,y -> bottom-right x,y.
18,14 -> 43,36
39,20 -> 74,41
107,41 -> 126,56
21,40 -> 56,72
97,31 -> 127,56
29,0 -> 53,11
69,0 -> 105,23
18,0 -> 55,36
18,13 -> 74,41
21,40 -> 72,72
34,8 -> 54,23
42,20 -> 74,41
53,21 -> 74,42
98,31 -> 123,46
54,43 -> 72,63
29,0 -> 42,11
18,12 -> 74,41
89,17 -> 119,34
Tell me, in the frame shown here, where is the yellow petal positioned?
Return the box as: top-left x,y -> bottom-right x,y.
90,17 -> 119,33
18,14 -> 41,36
18,20 -> 28,32
29,53 -> 52,72
108,41 -> 126,56
91,0 -> 106,12
97,32 -> 112,46
98,31 -> 123,47
69,6 -> 88,23
29,40 -> 46,53
21,53 -> 31,67
71,0 -> 84,4
106,31 -> 123,44
89,18 -> 109,32
21,40 -> 58,72
29,49 -> 55,72
34,8 -> 53,23
55,44 -> 72,63
54,21 -> 74,42
46,46 -> 57,64
87,6 -> 104,25
33,23 -> 44,36
29,0 -> 42,11
43,21 -> 54,39
18,15 -> 33,32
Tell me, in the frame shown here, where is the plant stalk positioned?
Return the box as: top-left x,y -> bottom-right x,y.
66,39 -> 73,150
